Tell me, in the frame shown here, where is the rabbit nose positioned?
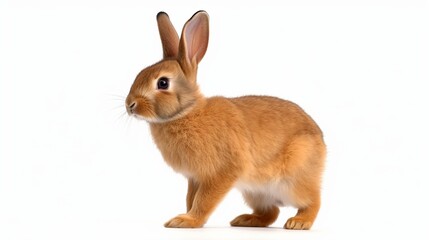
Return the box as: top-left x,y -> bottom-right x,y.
128,101 -> 136,113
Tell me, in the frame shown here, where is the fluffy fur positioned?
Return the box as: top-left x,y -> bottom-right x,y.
125,11 -> 326,230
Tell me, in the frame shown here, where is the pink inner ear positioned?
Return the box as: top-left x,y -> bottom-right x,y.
185,19 -> 199,61
184,13 -> 208,64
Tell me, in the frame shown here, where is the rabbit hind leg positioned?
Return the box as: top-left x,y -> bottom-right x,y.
230,192 -> 280,227
282,135 -> 326,230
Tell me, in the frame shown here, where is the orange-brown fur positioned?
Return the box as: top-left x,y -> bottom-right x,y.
126,11 -> 326,230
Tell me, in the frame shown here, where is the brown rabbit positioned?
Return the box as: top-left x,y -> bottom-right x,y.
125,10 -> 326,230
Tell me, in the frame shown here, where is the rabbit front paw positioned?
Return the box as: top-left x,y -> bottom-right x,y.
164,214 -> 204,228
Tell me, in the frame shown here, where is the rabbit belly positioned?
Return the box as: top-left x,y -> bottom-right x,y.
235,179 -> 297,208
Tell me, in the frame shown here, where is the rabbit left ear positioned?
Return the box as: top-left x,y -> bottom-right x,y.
157,12 -> 179,59
178,11 -> 209,68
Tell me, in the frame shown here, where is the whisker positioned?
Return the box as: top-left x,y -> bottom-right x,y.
125,115 -> 133,133
110,98 -> 126,102
106,93 -> 127,104
109,97 -> 126,103
115,110 -> 128,122
107,93 -> 126,99
105,92 -> 138,134
111,104 -> 126,111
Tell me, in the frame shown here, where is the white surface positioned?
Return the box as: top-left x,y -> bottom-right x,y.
1,1 -> 429,239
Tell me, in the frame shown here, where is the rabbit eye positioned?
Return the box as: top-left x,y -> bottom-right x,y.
157,77 -> 169,90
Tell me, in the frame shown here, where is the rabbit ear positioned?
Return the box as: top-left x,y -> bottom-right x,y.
178,11 -> 209,73
157,12 -> 179,59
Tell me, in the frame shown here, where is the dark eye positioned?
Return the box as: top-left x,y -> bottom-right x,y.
157,77 -> 169,90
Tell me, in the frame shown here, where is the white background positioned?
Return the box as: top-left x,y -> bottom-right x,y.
1,0 -> 429,239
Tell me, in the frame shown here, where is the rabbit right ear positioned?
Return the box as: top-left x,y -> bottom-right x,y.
157,12 -> 179,59
177,11 -> 209,81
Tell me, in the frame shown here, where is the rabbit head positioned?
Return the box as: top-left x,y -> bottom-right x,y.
125,11 -> 209,123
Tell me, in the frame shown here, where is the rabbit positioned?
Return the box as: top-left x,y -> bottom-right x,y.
125,10 -> 326,230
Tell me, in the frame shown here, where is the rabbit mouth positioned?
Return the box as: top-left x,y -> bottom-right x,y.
130,99 -> 197,124
128,109 -> 159,123
126,94 -> 198,123
126,96 -> 158,121
133,114 -> 160,123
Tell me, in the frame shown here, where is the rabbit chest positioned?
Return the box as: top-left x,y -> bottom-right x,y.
149,113 -> 249,179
